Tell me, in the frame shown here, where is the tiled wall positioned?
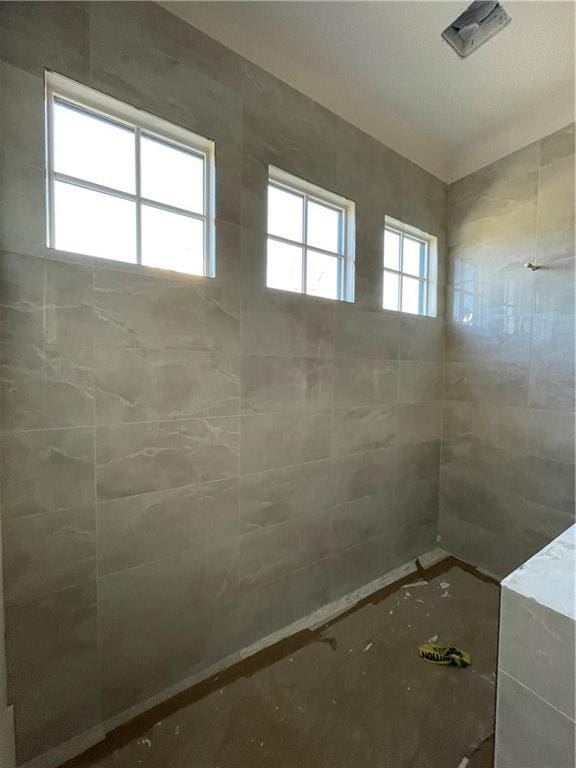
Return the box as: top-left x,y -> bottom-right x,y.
0,2 -> 446,762
441,124 -> 575,578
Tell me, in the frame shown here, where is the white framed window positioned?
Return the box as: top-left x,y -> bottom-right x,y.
382,217 -> 437,316
266,167 -> 355,302
45,72 -> 215,277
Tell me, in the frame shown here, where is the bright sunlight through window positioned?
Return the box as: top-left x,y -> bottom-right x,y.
46,73 -> 215,277
382,217 -> 437,317
266,167 -> 355,302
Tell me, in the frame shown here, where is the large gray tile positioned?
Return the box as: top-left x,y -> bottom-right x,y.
334,358 -> 397,406
0,155 -> 46,256
3,505 -> 95,606
0,1 -> 89,79
398,402 -> 443,444
240,411 -> 331,473
97,478 -> 238,577
398,316 -> 444,361
334,307 -> 398,360
241,294 -> 334,357
238,512 -> 330,587
499,587 -> 575,720
332,404 -> 397,456
0,427 -> 94,518
95,347 -> 240,423
495,671 -> 576,768
396,440 -> 440,486
0,251 -> 44,344
239,459 -> 333,534
241,354 -> 333,414
0,342 -> 94,430
99,552 -> 208,719
94,267 -> 240,352
0,62 -> 44,168
444,361 -> 529,406
398,361 -> 443,403
331,494 -> 395,553
6,583 -> 98,764
96,417 -> 240,500
45,259 -> 94,347
331,447 -> 397,503
529,362 -> 575,411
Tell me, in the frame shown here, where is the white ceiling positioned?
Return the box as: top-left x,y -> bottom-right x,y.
163,1 -> 575,182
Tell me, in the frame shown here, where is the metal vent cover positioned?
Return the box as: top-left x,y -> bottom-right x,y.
442,1 -> 511,58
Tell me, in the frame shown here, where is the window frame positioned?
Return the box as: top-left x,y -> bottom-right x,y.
383,217 -> 437,317
267,166 -> 355,302
45,71 -> 216,277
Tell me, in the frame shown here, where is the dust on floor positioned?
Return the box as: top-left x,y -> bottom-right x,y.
64,564 -> 499,768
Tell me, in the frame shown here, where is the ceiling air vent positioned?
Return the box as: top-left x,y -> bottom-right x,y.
442,1 -> 511,58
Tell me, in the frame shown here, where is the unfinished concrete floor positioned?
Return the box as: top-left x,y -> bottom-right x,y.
65,562 -> 499,768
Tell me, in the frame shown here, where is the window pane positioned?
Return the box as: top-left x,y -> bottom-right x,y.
384,229 -> 400,270
53,180 -> 136,262
383,270 -> 400,311
53,100 -> 135,194
307,250 -> 339,300
403,236 -> 426,278
141,206 -> 204,275
402,275 -> 424,315
307,200 -> 341,253
267,238 -> 303,293
141,135 -> 204,214
268,185 -> 304,242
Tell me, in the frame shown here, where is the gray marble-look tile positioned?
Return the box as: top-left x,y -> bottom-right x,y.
98,551 -> 208,720
241,293 -> 335,358
529,362 -> 575,412
0,251 -> 44,344
330,533 -> 401,601
445,312 -> 533,365
331,447 -> 397,503
6,582 -> 98,764
95,347 -> 240,423
398,361 -> 443,403
398,316 -> 444,361
540,123 -> 575,166
523,455 -> 574,514
3,505 -> 96,606
97,477 -> 238,577
531,310 -> 575,365
495,670 -> 576,768
242,60 -> 338,198
536,151 -> 575,254
444,361 -> 529,406
331,494 -> 395,554
334,306 -> 399,360
45,259 -> 94,347
241,354 -> 333,414
394,476 -> 438,555
0,427 -> 94,518
96,417 -> 240,500
94,267 -> 240,353
240,411 -> 331,473
0,154 -> 46,257
0,62 -> 44,168
0,0 -> 89,80
238,511 -> 330,588
0,342 -> 94,430
398,402 -> 442,445
396,440 -> 440,486
499,587 -> 575,720
239,459 -> 333,534
334,358 -> 397,406
332,404 -> 397,456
